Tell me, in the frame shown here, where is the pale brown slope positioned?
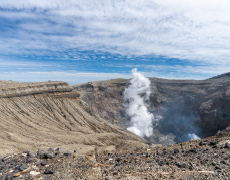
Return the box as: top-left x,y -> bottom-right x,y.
0,81 -> 148,154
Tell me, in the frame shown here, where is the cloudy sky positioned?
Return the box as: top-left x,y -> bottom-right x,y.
0,0 -> 229,84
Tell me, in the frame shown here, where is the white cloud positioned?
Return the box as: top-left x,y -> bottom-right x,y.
112,63 -> 230,80
0,59 -> 50,66
0,71 -> 132,84
0,0 -> 230,76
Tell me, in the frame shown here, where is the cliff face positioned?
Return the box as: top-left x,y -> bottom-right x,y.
0,81 -> 148,154
0,81 -> 72,98
73,79 -> 129,128
73,73 -> 230,145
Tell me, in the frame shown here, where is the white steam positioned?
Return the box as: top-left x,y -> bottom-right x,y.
188,133 -> 201,140
124,68 -> 153,138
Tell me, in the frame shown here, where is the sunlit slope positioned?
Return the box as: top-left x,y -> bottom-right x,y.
0,81 -> 148,153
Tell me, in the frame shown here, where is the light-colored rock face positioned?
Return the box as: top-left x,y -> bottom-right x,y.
73,74 -> 230,145
0,81 -> 148,154
0,81 -> 73,98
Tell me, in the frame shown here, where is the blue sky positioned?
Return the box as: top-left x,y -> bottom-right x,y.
0,0 -> 230,84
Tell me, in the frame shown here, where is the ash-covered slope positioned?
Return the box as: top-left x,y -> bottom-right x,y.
73,73 -> 230,145
0,81 -> 148,154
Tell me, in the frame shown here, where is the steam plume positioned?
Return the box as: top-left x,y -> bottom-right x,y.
124,68 -> 153,137
188,133 -> 201,140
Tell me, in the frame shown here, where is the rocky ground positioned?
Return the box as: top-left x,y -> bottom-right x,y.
0,132 -> 229,180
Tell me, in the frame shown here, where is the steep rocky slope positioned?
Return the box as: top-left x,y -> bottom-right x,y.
73,73 -> 230,145
0,81 -> 148,154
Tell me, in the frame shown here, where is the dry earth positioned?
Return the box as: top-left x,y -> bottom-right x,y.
0,80 -> 148,155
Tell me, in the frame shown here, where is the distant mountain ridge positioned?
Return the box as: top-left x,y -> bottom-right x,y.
209,72 -> 230,79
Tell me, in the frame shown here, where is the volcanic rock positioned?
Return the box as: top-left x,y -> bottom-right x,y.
44,168 -> 54,174
4,174 -> 13,180
225,143 -> 230,149
17,163 -> 28,171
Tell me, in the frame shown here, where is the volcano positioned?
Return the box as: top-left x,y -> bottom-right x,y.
73,73 -> 230,145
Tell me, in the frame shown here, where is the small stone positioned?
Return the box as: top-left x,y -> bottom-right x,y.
147,160 -> 153,163
116,158 -> 122,162
21,153 -> 27,157
189,148 -> 198,153
215,165 -> 221,170
48,148 -> 54,152
159,161 -> 166,166
199,141 -> 206,146
212,162 -> 216,166
189,166 -> 194,170
174,149 -> 179,153
4,174 -> 13,180
63,152 -> 72,157
44,168 -> 54,174
27,153 -> 33,157
37,153 -> 44,159
0,175 -> 3,180
2,156 -> 9,162
17,163 -> 28,171
177,163 -> 186,168
224,143 -> 230,149
55,151 -> 61,157
41,161 -> 47,166
43,153 -> 55,159
23,150 -> 30,154
209,140 -> 218,146
10,162 -> 16,167
220,160 -> 227,164
26,158 -> 35,163
30,171 -> 40,176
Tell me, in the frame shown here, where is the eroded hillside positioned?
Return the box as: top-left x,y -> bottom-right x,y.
0,81 -> 148,154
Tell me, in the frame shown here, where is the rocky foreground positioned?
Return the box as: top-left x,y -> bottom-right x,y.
0,132 -> 229,180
